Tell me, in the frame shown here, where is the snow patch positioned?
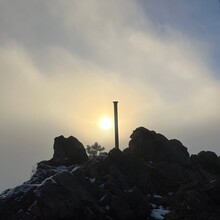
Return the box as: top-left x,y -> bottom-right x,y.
153,194 -> 163,199
99,183 -> 105,188
71,166 -> 81,172
40,175 -> 57,186
105,205 -> 110,211
0,184 -> 35,199
55,166 -> 68,172
89,178 -> 96,183
151,204 -> 170,220
124,188 -> 134,193
151,203 -> 157,209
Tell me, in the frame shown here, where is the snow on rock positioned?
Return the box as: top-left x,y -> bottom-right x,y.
153,194 -> 163,199
89,177 -> 96,183
151,204 -> 170,220
70,165 -> 81,172
0,184 -> 36,200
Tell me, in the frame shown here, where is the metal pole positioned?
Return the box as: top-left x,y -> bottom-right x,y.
113,101 -> 119,148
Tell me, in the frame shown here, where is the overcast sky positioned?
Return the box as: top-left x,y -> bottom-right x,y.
1,0 -> 220,192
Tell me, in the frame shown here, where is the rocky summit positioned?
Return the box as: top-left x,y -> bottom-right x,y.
0,127 -> 220,220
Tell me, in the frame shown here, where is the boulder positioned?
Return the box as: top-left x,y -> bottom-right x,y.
129,127 -> 191,167
191,151 -> 220,175
39,135 -> 88,166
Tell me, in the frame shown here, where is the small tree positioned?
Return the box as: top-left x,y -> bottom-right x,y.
86,142 -> 105,158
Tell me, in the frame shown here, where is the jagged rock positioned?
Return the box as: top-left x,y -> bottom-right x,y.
39,135 -> 88,166
166,178 -> 220,220
1,127 -> 220,220
110,195 -> 135,220
129,127 -> 191,167
122,186 -> 150,218
108,147 -> 123,163
191,151 -> 220,176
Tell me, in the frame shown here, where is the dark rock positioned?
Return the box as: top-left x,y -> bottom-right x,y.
129,127 -> 191,167
39,135 -> 88,166
163,139 -> 191,167
166,179 -> 220,220
104,174 -> 123,196
108,147 -> 123,163
1,127 -> 220,220
121,148 -> 142,182
129,127 -> 161,161
110,195 -> 135,220
123,187 -> 150,219
99,194 -> 111,208
205,178 -> 220,204
191,151 -> 220,176
137,162 -> 180,194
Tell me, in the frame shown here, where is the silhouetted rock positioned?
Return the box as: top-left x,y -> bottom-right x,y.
129,127 -> 191,167
191,151 -> 220,176
39,135 -> 88,166
108,147 -> 123,163
1,128 -> 220,220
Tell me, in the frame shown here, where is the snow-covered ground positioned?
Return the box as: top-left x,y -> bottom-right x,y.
149,193 -> 171,220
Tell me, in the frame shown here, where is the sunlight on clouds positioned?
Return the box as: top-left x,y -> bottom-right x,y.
1,0 -> 220,149
0,43 -> 144,148
0,0 -> 220,152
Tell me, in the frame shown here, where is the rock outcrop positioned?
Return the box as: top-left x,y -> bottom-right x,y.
39,135 -> 88,166
129,127 -> 191,167
191,151 -> 220,176
0,127 -> 220,220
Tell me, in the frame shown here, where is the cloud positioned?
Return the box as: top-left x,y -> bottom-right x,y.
49,0 -> 220,126
1,1 -> 220,143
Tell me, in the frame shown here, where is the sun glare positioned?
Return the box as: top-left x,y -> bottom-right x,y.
99,117 -> 112,130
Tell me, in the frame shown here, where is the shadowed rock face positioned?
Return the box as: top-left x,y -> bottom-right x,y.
0,128 -> 220,220
191,151 -> 220,175
39,135 -> 88,166
129,127 -> 191,167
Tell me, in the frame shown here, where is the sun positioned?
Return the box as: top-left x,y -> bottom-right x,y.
99,117 -> 112,130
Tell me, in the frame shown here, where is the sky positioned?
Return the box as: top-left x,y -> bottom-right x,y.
0,0 -> 220,192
